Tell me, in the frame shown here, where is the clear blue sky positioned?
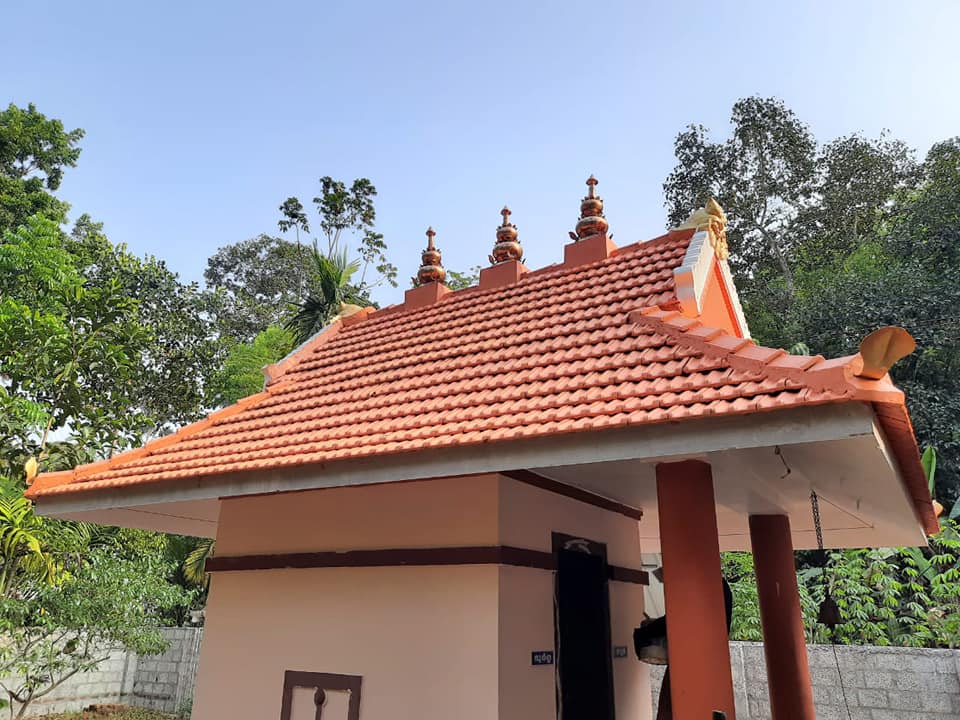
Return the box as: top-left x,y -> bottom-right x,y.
4,1 -> 959,307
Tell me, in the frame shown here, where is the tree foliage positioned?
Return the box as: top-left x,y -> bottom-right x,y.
0,103 -> 208,717
280,176 -> 398,297
0,216 -> 149,471
724,517 -> 960,649
286,244 -> 362,345
207,325 -> 295,406
67,215 -> 224,433
0,546 -> 186,719
0,103 -> 81,232
664,97 -> 817,294
0,494 -> 55,599
204,234 -> 311,344
0,213 -> 223,477
0,103 -> 83,189
443,265 -> 482,291
665,97 -> 960,501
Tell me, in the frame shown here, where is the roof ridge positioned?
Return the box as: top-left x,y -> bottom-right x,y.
628,307 -> 905,404
363,228 -> 693,329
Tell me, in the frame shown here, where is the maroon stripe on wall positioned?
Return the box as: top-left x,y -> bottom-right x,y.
205,545 -> 647,584
501,469 -> 643,521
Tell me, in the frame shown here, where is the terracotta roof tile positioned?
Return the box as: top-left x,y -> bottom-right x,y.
26,225 -> 929,533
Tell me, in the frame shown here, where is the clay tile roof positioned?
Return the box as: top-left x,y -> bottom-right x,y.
25,226 -> 936,532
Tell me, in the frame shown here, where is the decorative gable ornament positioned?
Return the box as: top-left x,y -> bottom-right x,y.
675,198 -> 729,261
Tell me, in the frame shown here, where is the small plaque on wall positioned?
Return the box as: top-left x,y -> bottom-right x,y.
613,645 -> 628,658
531,650 -> 555,666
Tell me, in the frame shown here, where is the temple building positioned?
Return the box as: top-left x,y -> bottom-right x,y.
27,178 -> 936,720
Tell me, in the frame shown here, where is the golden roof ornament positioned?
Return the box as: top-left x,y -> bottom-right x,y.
489,206 -> 523,264
415,226 -> 446,286
675,197 -> 729,261
570,175 -> 609,242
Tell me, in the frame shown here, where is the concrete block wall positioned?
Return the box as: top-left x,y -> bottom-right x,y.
126,627 -> 203,714
0,647 -> 136,718
651,642 -> 960,719
6,632 -> 960,718
2,628 -> 202,718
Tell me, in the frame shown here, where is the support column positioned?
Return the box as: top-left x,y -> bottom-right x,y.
749,515 -> 815,720
656,460 -> 736,720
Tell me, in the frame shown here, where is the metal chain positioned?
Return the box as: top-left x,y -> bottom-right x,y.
811,488 -> 853,720
810,489 -> 825,551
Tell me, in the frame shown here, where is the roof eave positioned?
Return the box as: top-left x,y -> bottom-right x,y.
31,402 -> 879,518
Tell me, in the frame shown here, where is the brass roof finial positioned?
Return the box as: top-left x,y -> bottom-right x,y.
572,175 -> 609,242
416,226 -> 446,285
489,206 -> 523,264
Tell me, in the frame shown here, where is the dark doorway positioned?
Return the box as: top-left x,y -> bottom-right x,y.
553,534 -> 615,720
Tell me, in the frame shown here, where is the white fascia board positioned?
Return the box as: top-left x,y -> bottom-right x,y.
672,229 -> 751,339
33,403 -> 877,519
673,229 -> 713,316
872,417 -> 930,541
717,259 -> 751,339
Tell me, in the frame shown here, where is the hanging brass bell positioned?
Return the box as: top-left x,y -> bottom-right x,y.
817,591 -> 841,629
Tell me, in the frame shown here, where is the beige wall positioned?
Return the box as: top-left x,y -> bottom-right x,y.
194,474 -> 650,720
610,582 -> 652,717
497,564 -> 556,720
497,476 -> 650,720
497,475 -> 645,568
193,565 -> 500,720
215,474 -> 501,556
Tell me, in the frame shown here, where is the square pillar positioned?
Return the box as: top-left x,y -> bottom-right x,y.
656,460 -> 736,720
748,515 -> 815,720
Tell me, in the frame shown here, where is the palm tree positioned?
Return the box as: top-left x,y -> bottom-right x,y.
286,242 -> 361,345
183,537 -> 216,588
0,495 -> 56,597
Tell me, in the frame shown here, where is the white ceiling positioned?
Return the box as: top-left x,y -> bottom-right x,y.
536,428 -> 927,552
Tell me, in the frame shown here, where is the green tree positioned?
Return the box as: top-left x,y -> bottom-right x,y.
664,98 -> 960,500
892,138 -> 960,269
277,196 -> 311,299
279,176 -> 398,297
207,325 -> 296,406
0,547 -> 186,719
0,103 -> 82,232
664,97 -> 817,296
68,215 -> 225,433
795,133 -> 916,264
0,216 -> 150,475
287,244 -> 362,344
204,234 -> 312,344
0,494 -> 55,599
444,265 -> 482,291
1,210 -> 225,479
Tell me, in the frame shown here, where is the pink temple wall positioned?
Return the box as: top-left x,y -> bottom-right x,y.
191,474 -> 650,720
